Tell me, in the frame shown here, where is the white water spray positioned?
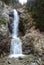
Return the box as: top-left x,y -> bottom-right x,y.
9,9 -> 24,58
19,0 -> 27,5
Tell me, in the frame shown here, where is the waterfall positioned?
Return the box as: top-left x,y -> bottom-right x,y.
9,9 -> 24,58
19,0 -> 27,5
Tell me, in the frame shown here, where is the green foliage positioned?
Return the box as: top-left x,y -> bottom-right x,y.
32,0 -> 44,31
1,0 -> 18,5
0,18 -> 8,24
1,0 -> 11,4
0,18 -> 8,28
26,0 -> 44,31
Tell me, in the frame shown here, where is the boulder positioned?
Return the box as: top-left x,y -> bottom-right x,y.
21,30 -> 44,55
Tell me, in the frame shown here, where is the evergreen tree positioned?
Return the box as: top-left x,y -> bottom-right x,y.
26,0 -> 44,31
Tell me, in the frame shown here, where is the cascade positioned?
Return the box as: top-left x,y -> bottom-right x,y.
9,9 -> 24,58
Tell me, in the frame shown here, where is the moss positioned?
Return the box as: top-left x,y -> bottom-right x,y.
0,18 -> 8,24
1,0 -> 10,5
0,5 -> 3,8
0,18 -> 8,29
0,25 -> 2,29
23,15 -> 30,24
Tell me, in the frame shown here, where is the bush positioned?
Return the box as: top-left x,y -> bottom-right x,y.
31,0 -> 44,31
26,0 -> 44,31
1,0 -> 11,4
0,18 -> 8,28
1,0 -> 18,5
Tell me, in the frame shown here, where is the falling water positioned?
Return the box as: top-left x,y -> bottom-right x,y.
9,9 -> 24,58
19,0 -> 27,5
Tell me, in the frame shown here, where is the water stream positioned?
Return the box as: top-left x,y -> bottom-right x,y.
9,9 -> 24,58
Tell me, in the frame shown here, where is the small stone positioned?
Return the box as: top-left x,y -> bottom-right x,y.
30,62 -> 39,65
19,57 -> 23,60
8,61 -> 11,64
27,61 -> 29,62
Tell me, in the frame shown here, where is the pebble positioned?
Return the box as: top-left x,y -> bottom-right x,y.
8,60 -> 11,64
19,57 -> 23,60
30,62 -> 39,65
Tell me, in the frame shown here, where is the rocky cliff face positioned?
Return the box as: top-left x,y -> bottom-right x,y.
0,1 -> 11,56
0,0 -> 44,59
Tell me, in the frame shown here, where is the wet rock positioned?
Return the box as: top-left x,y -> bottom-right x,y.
8,17 -> 13,34
8,60 -> 11,64
19,57 -> 23,60
30,62 -> 39,65
9,11 -> 14,18
41,55 -> 44,61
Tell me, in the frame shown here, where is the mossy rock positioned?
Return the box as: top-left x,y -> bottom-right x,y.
1,0 -> 10,5
0,1 -> 4,8
0,18 -> 8,28
0,18 -> 8,24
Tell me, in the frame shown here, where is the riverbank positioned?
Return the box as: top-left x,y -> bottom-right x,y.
0,54 -> 44,65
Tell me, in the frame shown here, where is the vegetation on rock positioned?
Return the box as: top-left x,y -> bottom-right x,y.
1,0 -> 11,4
26,0 -> 44,31
0,18 -> 8,28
